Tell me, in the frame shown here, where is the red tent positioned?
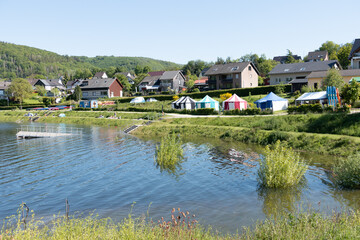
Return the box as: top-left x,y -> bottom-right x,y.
223,94 -> 247,110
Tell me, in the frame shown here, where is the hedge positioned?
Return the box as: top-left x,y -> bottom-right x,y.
105,85 -> 292,103
223,108 -> 273,115
288,104 -> 351,114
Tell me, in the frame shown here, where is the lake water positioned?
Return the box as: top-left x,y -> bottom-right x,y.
1,122 -> 360,233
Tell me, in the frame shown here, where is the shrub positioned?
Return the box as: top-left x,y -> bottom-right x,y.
192,108 -> 218,115
334,152 -> 360,189
258,141 -> 308,188
173,95 -> 179,101
223,108 -> 272,115
148,92 -> 156,95
220,92 -> 232,101
155,133 -> 183,174
192,88 -> 200,93
161,91 -> 170,95
275,84 -> 286,94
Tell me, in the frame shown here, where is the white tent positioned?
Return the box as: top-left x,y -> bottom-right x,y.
172,96 -> 185,109
146,98 -> 158,102
178,96 -> 196,110
130,97 -> 145,104
295,91 -> 327,105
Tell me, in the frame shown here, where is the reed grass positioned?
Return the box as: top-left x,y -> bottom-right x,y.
155,133 -> 184,174
334,152 -> 360,189
258,141 -> 307,188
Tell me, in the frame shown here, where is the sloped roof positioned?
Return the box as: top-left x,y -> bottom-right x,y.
117,72 -> 135,80
254,92 -> 288,103
159,71 -> 181,80
148,71 -> 165,77
140,75 -> 160,86
80,78 -> 122,89
288,78 -> 308,84
27,79 -> 38,86
269,60 -> 340,75
273,55 -> 302,63
306,69 -> 360,79
94,72 -> 107,78
307,51 -> 328,61
223,94 -> 247,103
172,96 -> 185,104
0,81 -> 11,90
349,39 -> 360,59
197,95 -> 219,103
205,62 -> 259,76
296,91 -> 327,101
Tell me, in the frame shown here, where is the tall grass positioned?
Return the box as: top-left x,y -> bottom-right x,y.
155,133 -> 184,174
258,141 -> 308,188
334,152 -> 360,189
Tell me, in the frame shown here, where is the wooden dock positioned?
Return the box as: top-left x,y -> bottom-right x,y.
16,131 -> 72,139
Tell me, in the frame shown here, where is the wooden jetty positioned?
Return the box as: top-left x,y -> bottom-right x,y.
16,125 -> 81,139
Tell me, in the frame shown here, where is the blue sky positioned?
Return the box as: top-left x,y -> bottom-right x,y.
0,0 -> 358,64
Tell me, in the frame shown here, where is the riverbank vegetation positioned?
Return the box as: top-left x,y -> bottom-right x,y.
258,141 -> 307,188
334,152 -> 360,189
2,209 -> 360,239
155,133 -> 184,174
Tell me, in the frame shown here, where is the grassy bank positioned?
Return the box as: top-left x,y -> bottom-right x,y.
163,113 -> 360,138
2,210 -> 360,239
0,111 -> 144,128
133,123 -> 360,156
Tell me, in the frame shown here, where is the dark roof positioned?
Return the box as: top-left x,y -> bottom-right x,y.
80,78 -> 121,89
288,78 -> 308,84
307,51 -> 328,61
94,72 -> 107,78
27,78 -> 38,86
273,55 -> 302,63
147,71 -> 165,77
139,75 -> 161,86
306,69 -> 360,79
159,71 -> 185,80
36,79 -> 64,87
269,60 -> 341,75
205,62 -> 259,76
349,39 -> 360,59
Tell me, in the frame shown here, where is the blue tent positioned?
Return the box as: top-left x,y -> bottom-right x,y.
254,92 -> 288,111
196,95 -> 219,111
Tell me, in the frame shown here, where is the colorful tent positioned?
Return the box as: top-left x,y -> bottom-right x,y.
222,94 -> 247,110
172,96 -> 185,109
196,95 -> 219,111
254,92 -> 288,111
179,96 -> 196,110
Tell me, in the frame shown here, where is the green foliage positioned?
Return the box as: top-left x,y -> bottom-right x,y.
7,78 -> 33,106
73,85 -> 82,101
275,84 -> 286,94
182,60 -> 211,76
42,97 -> 55,106
341,81 -> 360,106
258,141 -> 307,188
322,68 -> 344,89
0,42 -> 180,79
115,73 -> 131,91
334,152 -> 360,189
155,133 -> 183,174
35,85 -> 46,96
223,108 -> 273,115
288,104 -> 325,114
337,43 -> 352,69
319,41 -> 340,60
50,87 -> 60,97
285,49 -> 298,64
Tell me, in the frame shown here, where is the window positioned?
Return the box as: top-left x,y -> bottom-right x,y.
284,69 -> 289,72
250,83 -> 252,86
248,66 -> 251,71
83,92 -> 88,96
92,92 -> 96,96
314,83 -> 318,89
300,67 -> 305,71
235,74 -> 239,79
101,91 -> 107,95
231,67 -> 238,71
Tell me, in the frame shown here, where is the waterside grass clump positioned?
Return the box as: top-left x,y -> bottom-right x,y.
155,133 -> 184,174
334,152 -> 360,189
258,141 -> 308,188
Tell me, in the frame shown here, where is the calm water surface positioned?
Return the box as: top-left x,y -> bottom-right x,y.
1,122 -> 360,233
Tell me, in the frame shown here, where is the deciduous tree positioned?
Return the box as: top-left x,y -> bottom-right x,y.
341,81 -> 360,106
322,68 -> 344,89
6,78 -> 33,108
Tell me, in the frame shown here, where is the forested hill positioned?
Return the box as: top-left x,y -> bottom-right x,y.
0,41 -> 181,79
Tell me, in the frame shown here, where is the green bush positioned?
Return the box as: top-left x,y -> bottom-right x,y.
334,152 -> 360,189
258,141 -> 308,188
148,92 -> 156,95
42,97 -> 55,107
155,133 -> 184,174
288,104 -> 350,114
223,108 -> 273,115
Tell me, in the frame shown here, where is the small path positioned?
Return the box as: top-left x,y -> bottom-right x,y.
164,112 -> 287,118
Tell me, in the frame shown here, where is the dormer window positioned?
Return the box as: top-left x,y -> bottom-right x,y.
231,67 -> 238,71
284,69 -> 289,72
300,67 -> 305,71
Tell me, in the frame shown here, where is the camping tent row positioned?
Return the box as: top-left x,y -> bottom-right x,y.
254,92 -> 288,111
172,94 -> 248,111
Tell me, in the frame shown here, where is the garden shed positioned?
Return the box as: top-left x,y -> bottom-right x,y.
222,94 -> 247,110
196,95 -> 219,111
178,96 -> 196,110
254,92 -> 288,111
172,96 -> 185,109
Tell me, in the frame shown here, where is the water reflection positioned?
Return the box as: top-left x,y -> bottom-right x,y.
258,186 -> 304,218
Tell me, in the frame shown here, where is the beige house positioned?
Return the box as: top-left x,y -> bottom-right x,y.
349,39 -> 360,69
269,60 -> 341,86
306,51 -> 328,62
307,69 -> 360,89
204,62 -> 259,90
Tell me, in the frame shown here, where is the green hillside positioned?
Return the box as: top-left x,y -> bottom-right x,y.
0,41 -> 181,79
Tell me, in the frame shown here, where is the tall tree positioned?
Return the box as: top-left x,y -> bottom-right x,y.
319,41 -> 340,60
73,85 -> 82,101
341,81 -> 360,106
6,78 -> 33,108
115,73 -> 131,92
143,66 -> 151,74
337,43 -> 352,69
285,50 -> 296,64
35,85 -> 47,96
322,68 -> 344,89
